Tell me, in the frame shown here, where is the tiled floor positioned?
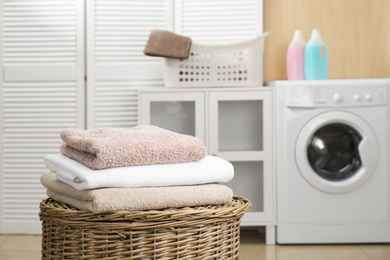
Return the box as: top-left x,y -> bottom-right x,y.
1,231 -> 390,260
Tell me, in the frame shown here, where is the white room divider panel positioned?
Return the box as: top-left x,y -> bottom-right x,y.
0,0 -> 85,233
86,0 -> 173,129
174,0 -> 263,43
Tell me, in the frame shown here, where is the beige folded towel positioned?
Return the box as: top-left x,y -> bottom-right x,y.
41,172 -> 233,212
60,125 -> 207,170
143,29 -> 192,59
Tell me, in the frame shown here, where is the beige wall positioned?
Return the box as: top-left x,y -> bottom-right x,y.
263,0 -> 390,82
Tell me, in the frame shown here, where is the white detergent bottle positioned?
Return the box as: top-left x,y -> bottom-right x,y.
286,30 -> 306,80
304,29 -> 328,79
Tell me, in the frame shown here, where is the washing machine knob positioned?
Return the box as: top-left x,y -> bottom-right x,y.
332,93 -> 342,103
365,94 -> 372,101
353,94 -> 361,101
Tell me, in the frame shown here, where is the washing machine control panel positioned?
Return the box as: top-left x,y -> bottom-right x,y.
285,84 -> 387,108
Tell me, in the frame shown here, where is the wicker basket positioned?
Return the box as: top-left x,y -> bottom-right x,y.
39,196 -> 251,259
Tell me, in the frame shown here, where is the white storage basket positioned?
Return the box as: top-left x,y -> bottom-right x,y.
163,32 -> 269,88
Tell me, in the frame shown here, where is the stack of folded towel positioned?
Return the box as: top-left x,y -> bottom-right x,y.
41,125 -> 234,212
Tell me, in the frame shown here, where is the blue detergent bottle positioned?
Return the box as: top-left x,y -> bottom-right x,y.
305,29 -> 328,79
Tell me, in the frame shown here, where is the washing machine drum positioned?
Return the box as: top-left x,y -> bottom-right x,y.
308,123 -> 362,181
296,112 -> 379,194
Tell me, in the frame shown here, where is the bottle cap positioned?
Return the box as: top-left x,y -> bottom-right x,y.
289,29 -> 306,47
294,30 -> 303,40
311,29 -> 321,38
308,29 -> 325,45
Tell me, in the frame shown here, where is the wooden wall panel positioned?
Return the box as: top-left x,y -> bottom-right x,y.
263,0 -> 390,81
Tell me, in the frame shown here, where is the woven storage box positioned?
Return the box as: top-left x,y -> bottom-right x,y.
39,196 -> 251,259
163,32 -> 269,88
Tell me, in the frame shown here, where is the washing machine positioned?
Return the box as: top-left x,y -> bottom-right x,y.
270,78 -> 390,244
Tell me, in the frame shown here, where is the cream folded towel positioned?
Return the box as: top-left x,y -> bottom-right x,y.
60,125 -> 207,170
44,154 -> 234,190
41,172 -> 233,212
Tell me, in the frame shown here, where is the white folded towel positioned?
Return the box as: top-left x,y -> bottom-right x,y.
44,154 -> 234,191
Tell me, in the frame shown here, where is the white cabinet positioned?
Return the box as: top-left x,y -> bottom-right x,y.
138,87 -> 275,243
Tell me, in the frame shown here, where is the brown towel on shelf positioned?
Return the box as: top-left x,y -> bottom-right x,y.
41,172 -> 233,212
60,125 -> 207,170
143,29 -> 192,59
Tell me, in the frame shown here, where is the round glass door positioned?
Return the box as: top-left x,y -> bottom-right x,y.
295,111 -> 379,194
307,123 -> 362,181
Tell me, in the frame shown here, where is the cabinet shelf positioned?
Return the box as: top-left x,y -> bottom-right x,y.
214,151 -> 266,162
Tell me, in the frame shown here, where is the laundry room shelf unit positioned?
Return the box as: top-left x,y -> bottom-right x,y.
138,87 -> 275,244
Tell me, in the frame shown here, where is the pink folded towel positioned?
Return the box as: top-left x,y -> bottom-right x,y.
41,172 -> 233,212
60,125 -> 207,170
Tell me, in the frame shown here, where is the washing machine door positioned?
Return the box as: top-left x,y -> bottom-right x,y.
295,111 -> 379,193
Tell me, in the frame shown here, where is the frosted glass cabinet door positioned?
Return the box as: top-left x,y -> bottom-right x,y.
138,91 -> 205,143
208,90 -> 274,224
208,90 -> 273,161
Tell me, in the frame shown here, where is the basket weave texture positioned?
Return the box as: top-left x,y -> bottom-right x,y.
39,196 -> 251,259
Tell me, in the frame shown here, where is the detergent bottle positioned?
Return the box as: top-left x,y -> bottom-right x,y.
286,30 -> 306,80
304,29 -> 328,79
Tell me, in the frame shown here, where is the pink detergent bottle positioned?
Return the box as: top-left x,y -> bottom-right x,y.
287,30 -> 306,80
